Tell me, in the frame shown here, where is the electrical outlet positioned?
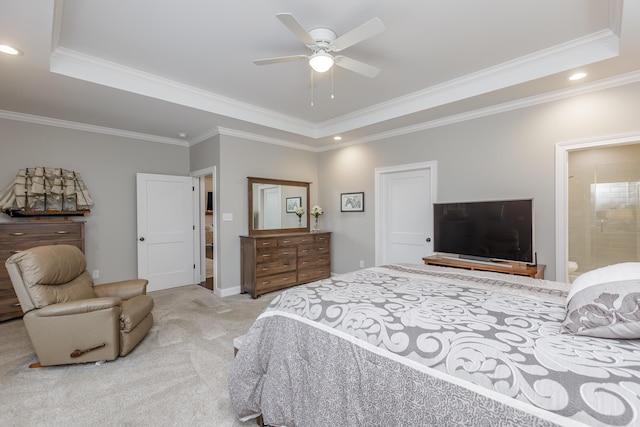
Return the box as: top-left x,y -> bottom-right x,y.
92,270 -> 99,279
359,260 -> 365,268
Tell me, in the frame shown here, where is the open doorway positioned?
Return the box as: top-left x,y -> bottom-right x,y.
567,144 -> 640,282
192,167 -> 216,292
556,132 -> 640,281
203,174 -> 214,290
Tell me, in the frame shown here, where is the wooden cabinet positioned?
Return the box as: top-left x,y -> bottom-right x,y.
0,221 -> 85,322
422,254 -> 545,279
240,232 -> 331,298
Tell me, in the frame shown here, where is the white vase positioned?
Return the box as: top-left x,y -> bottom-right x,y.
312,216 -> 319,232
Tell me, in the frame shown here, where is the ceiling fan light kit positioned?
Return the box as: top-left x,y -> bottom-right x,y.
309,51 -> 334,73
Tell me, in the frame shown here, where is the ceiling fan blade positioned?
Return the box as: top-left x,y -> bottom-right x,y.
253,55 -> 307,66
276,13 -> 316,46
332,17 -> 385,51
334,56 -> 380,78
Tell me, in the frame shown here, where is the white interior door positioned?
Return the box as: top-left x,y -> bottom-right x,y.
137,173 -> 196,292
376,162 -> 437,265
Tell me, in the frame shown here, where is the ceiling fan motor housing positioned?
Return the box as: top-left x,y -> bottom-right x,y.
308,28 -> 337,50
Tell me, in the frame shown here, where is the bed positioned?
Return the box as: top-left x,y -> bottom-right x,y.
228,263 -> 640,426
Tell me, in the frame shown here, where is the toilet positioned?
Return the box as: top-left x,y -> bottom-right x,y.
568,261 -> 579,282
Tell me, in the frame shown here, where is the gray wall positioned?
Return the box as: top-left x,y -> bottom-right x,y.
317,81 -> 640,280
216,136 -> 318,293
2,80 -> 639,288
0,119 -> 190,284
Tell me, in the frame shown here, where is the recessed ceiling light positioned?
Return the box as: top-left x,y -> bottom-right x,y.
333,136 -> 342,141
569,72 -> 586,81
0,44 -> 22,55
178,132 -> 187,138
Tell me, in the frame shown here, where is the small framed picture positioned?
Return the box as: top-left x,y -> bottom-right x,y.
341,192 -> 364,212
286,197 -> 302,213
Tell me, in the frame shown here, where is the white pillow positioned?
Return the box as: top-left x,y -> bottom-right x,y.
567,262 -> 640,304
562,279 -> 640,339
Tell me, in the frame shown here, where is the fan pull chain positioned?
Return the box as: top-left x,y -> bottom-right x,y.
331,67 -> 335,99
310,69 -> 314,107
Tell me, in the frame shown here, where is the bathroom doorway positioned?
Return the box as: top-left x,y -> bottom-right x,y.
567,143 -> 640,282
191,167 -> 216,292
203,174 -> 214,290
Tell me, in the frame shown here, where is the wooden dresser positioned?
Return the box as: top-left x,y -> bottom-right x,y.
240,232 -> 331,298
0,221 -> 85,322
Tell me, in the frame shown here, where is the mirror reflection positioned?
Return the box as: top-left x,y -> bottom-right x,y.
248,177 -> 310,235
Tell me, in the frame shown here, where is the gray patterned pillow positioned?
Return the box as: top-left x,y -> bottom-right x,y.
562,279 -> 640,339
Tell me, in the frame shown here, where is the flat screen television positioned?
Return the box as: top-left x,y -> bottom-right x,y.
433,199 -> 534,264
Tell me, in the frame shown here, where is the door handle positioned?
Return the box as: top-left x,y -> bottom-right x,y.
139,237 -> 145,241
426,238 -> 431,242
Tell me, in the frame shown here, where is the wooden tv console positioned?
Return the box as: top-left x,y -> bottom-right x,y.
422,254 -> 545,279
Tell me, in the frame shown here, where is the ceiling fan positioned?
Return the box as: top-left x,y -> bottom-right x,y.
253,13 -> 385,79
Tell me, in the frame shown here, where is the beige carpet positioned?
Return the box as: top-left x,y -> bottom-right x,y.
0,285 -> 278,426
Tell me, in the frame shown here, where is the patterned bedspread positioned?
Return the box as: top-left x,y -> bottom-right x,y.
228,265 -> 640,426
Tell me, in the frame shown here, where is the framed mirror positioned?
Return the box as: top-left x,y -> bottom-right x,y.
248,177 -> 310,236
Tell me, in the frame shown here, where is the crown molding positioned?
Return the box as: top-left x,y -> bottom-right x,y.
3,70 -> 638,154
316,29 -> 620,138
49,47 -> 318,138
0,109 -> 189,146
217,127 -> 316,152
318,69 -> 640,152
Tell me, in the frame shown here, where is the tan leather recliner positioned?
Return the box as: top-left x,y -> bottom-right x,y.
5,244 -> 154,367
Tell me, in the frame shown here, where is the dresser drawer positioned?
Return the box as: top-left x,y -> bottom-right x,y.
0,289 -> 22,322
298,242 -> 330,257
0,240 -> 83,261
278,235 -> 314,246
0,222 -> 83,242
254,238 -> 278,249
255,271 -> 298,293
256,259 -> 296,277
298,254 -> 330,270
298,266 -> 331,283
256,247 -> 297,262
0,279 -> 17,296
314,233 -> 331,244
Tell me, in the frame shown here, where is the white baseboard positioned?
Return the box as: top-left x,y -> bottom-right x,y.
216,285 -> 242,297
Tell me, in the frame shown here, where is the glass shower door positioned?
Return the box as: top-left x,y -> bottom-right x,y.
568,148 -> 640,282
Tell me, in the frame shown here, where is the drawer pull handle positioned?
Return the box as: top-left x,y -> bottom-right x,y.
261,254 -> 271,258
261,242 -> 270,245
318,247 -> 325,250
9,232 -> 26,236
262,268 -> 270,271
261,281 -> 271,285
55,231 -> 70,234
302,261 -> 309,264
283,251 -> 290,255
12,302 -> 21,307
10,250 -> 22,254
282,240 -> 290,243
